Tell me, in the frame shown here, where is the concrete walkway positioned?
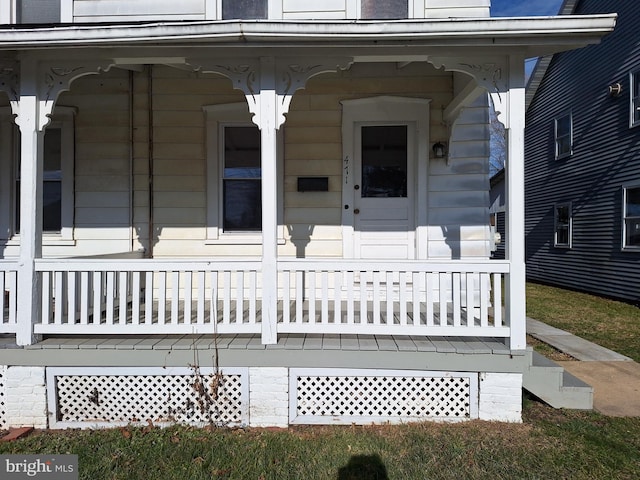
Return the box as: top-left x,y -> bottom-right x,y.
527,317 -> 640,417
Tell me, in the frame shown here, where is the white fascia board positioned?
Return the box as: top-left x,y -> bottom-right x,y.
0,15 -> 616,54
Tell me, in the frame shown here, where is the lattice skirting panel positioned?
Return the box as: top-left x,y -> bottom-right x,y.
46,367 -> 249,429
290,368 -> 479,424
0,365 -> 6,430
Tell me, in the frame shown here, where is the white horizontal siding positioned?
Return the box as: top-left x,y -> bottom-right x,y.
73,0 -> 206,22
425,0 -> 490,18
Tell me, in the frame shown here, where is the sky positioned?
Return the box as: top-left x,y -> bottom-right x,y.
490,0 -> 566,78
490,0 -> 564,17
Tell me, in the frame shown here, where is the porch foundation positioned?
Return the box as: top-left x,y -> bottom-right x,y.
249,367 -> 289,428
3,366 -> 47,429
478,372 -> 523,422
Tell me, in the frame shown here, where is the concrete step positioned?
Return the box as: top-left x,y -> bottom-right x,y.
523,351 -> 593,409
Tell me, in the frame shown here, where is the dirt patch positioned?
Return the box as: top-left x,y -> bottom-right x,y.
527,335 -> 577,362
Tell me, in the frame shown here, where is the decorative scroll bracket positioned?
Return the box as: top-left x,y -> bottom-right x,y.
187,56 -> 353,129
429,57 -> 510,128
2,59 -> 112,131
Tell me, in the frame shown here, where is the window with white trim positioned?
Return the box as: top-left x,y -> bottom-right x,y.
554,202 -> 572,248
203,103 -> 283,243
631,70 -> 640,128
623,186 -> 640,249
0,106 -> 75,243
554,112 -> 572,159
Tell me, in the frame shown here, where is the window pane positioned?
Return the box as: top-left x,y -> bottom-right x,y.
634,73 -> 640,123
554,204 -> 570,246
224,180 -> 261,231
627,187 -> 640,216
361,0 -> 408,19
556,226 -> 569,246
556,115 -> 571,135
17,0 -> 61,23
14,127 -> 63,233
222,0 -> 267,19
361,125 -> 407,198
626,219 -> 640,247
224,126 -> 261,178
43,181 -> 62,232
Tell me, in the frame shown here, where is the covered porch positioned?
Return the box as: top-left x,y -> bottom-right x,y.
0,16 -> 616,428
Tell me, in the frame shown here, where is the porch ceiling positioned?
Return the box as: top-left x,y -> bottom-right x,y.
0,16 -> 617,59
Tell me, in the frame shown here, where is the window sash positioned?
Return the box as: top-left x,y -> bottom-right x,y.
554,203 -> 571,248
222,125 -> 262,232
624,186 -> 640,248
555,114 -> 572,159
631,71 -> 640,127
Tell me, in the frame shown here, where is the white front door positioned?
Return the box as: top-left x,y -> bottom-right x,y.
353,123 -> 415,259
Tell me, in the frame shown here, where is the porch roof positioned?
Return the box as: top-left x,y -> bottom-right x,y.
0,16 -> 617,58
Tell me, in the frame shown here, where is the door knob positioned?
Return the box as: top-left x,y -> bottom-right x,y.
354,209 -> 360,214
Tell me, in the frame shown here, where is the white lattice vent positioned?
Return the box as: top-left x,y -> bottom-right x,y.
0,365 -> 6,430
291,369 -> 478,424
47,367 -> 248,428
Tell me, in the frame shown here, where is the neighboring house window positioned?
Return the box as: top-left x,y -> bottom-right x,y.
222,0 -> 267,19
0,106 -> 75,243
554,113 -> 572,159
554,202 -> 572,248
631,70 -> 640,128
623,186 -> 640,249
203,103 -> 283,244
361,0 -> 408,19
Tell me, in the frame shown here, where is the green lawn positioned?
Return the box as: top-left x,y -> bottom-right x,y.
2,282 -> 640,479
526,282 -> 640,362
1,402 -> 639,479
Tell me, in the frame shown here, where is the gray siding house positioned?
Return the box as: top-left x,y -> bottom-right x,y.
525,0 -> 639,304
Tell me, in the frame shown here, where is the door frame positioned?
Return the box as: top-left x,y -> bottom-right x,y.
341,96 -> 431,259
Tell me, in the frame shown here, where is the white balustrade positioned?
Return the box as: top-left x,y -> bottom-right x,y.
278,260 -> 509,337
0,262 -> 18,332
29,258 -> 510,340
34,259 -> 262,335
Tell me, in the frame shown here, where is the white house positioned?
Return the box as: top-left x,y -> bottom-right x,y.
0,1 -> 615,429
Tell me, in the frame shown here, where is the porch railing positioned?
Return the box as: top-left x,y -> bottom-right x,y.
30,258 -> 510,340
0,261 -> 18,333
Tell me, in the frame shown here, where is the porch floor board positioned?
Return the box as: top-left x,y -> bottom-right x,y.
11,333 -> 510,354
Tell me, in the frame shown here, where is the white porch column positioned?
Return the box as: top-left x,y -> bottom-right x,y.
15,59 -> 44,346
504,56 -> 527,351
259,57 -> 279,345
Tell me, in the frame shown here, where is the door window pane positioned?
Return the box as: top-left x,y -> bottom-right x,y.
223,126 -> 262,231
361,125 -> 407,198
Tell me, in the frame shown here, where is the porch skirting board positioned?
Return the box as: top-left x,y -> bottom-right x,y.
0,364 -> 523,429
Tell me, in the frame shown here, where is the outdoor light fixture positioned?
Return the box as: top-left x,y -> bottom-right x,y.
609,82 -> 622,97
432,141 -> 447,159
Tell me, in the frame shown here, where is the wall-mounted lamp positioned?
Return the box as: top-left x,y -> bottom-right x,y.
609,83 -> 622,97
432,141 -> 447,159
